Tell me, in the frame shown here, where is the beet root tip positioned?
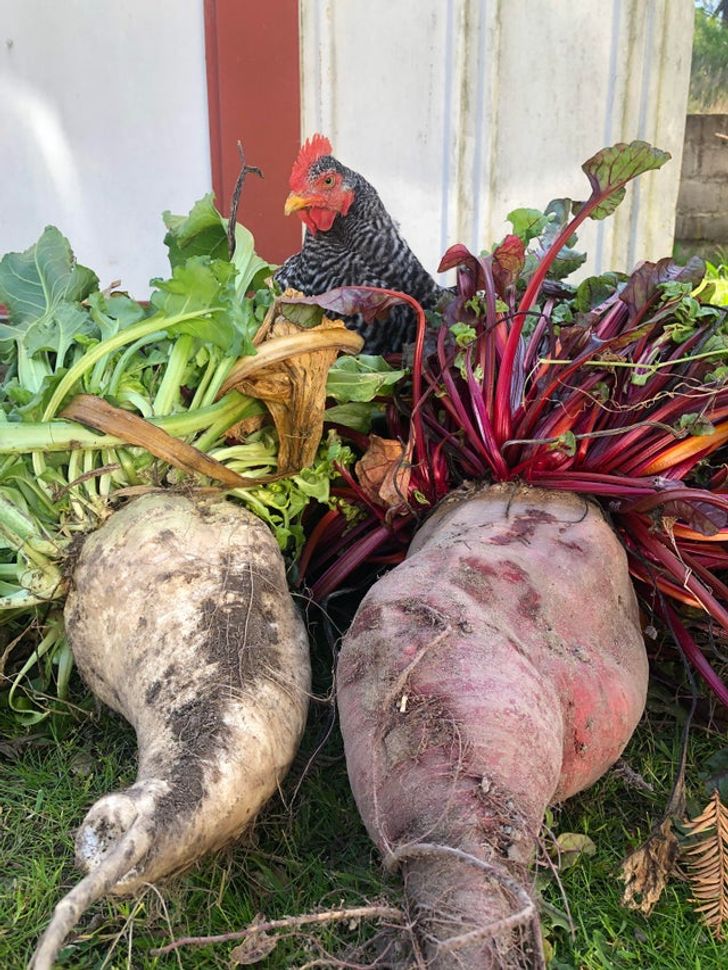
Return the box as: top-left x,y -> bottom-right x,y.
29,824 -> 151,970
387,842 -> 546,969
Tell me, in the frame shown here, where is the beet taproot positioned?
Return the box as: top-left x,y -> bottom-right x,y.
31,493 -> 310,969
337,485 -> 648,968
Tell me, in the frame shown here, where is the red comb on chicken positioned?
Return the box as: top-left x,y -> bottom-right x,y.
289,134 -> 332,186
284,135 -> 355,235
275,134 -> 444,355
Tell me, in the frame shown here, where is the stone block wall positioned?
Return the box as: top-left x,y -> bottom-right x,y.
676,114 -> 728,245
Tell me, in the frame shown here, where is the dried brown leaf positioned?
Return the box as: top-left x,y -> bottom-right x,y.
60,395 -> 271,489
355,436 -> 412,511
218,319 -> 363,396
222,315 -> 362,475
681,789 -> 728,939
621,817 -> 680,915
229,914 -> 278,965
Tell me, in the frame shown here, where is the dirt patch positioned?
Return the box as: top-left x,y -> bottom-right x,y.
401,600 -> 449,632
517,587 -> 541,621
148,552 -> 289,828
198,553 -> 287,687
382,691 -> 459,769
151,688 -> 231,829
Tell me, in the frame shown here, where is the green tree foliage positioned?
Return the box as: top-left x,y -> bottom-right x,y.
690,4 -> 728,112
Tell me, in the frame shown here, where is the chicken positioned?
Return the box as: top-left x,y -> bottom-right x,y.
275,134 -> 444,355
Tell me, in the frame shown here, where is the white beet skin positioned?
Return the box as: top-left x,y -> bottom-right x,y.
31,493 -> 311,970
337,485 -> 648,969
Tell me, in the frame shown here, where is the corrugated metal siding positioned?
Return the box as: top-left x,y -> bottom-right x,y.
300,0 -> 695,281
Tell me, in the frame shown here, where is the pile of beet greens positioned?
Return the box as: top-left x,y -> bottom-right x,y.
301,140 -> 728,707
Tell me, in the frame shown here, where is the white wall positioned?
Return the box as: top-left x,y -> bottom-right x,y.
0,0 -> 211,295
0,1 -> 696,296
300,0 -> 695,281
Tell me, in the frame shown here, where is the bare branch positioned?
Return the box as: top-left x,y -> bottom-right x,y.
227,140 -> 263,259
150,904 -> 405,957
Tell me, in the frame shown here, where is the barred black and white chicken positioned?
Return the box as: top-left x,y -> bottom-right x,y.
274,134 -> 445,355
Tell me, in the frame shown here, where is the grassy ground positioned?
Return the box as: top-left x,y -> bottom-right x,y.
0,687 -> 395,969
1,660 -> 727,968
540,702 -> 727,970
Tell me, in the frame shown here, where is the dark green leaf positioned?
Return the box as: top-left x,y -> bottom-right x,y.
151,257 -> 231,315
326,355 -> 405,403
0,227 -> 98,379
549,248 -> 587,281
542,200 -> 579,249
660,280 -> 695,301
150,257 -> 256,356
581,140 -> 671,221
86,291 -> 147,341
163,194 -> 229,268
552,303 -> 574,325
530,200 -> 587,281
277,301 -> 325,328
575,272 -> 627,312
24,303 -> 92,369
162,197 -> 271,296
620,257 -> 705,319
0,227 -> 97,327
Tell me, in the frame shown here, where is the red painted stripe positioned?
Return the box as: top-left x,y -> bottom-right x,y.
203,0 -> 302,266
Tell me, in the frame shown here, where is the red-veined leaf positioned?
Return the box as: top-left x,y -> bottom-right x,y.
280,285 -> 412,323
492,235 -> 526,298
581,140 -> 671,220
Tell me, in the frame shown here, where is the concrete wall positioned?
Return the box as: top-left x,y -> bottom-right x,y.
0,0 -> 211,296
300,0 -> 695,281
675,114 -> 728,245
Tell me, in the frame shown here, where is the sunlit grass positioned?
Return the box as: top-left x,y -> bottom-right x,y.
1,669 -> 726,967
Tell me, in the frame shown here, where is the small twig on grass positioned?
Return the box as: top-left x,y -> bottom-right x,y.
612,757 -> 655,793
535,824 -> 576,940
150,904 -> 405,956
227,140 -> 263,259
96,894 -> 146,970
143,883 -> 184,970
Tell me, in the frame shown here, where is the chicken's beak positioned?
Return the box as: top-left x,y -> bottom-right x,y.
284,193 -> 311,216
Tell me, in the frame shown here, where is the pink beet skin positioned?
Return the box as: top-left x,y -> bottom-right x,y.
337,485 -> 648,969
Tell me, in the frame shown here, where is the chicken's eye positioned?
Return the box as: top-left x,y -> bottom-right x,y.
322,174 -> 335,187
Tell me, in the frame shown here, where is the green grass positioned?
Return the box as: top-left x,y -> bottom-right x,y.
0,672 -> 395,969
541,706 -> 728,969
1,673 -> 727,968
